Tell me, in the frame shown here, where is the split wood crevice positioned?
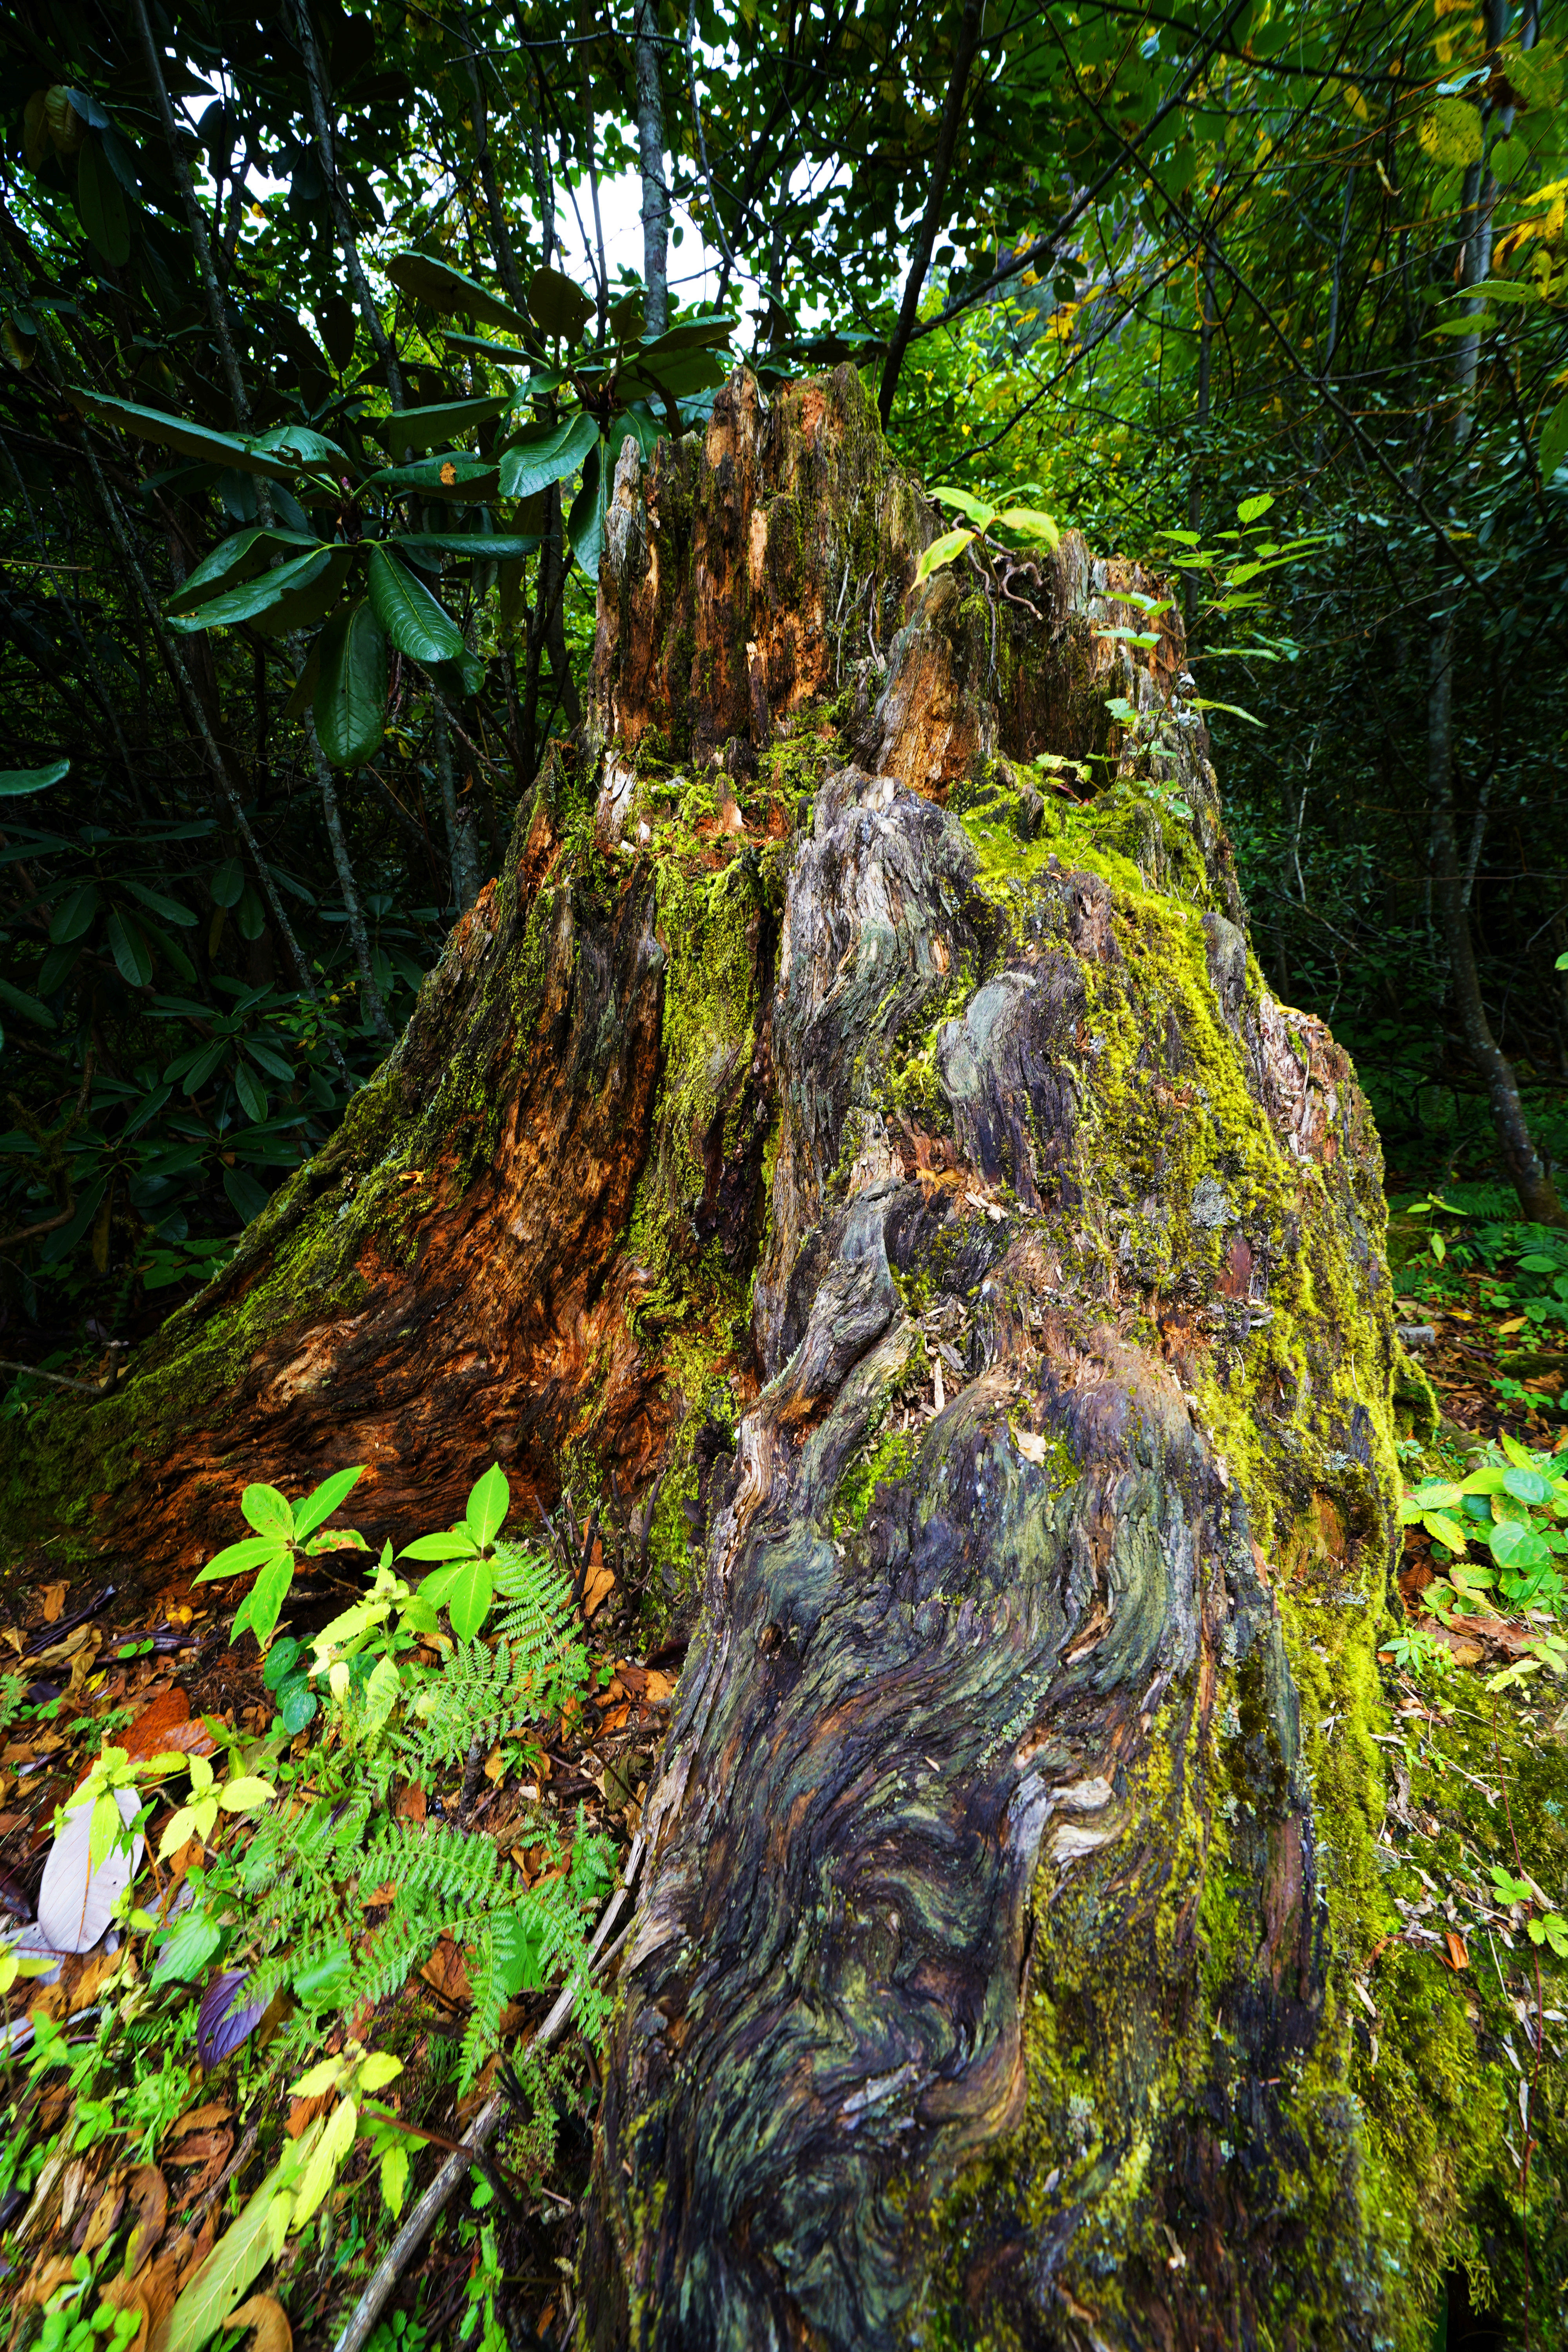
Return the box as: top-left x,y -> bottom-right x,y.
10,367 -> 1454,2347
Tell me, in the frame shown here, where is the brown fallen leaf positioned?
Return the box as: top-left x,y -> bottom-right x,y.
170,2131 -> 234,2209
227,2292 -> 293,2352
40,1583 -> 68,1625
123,2164 -> 168,2275
395,1782 -> 426,1828
286,2094 -> 330,2140
168,2103 -> 232,2141
1443,1931 -> 1470,1972
582,1558 -> 615,1620
22,2253 -> 79,2309
420,1931 -> 473,2006
79,2170 -> 127,2256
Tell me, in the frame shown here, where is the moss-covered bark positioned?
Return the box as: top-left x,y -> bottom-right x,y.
7,367 -> 1558,2345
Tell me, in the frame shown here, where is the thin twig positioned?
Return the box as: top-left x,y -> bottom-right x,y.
329,1835 -> 645,2352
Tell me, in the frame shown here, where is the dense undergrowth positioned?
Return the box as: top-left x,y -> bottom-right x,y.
0,1465 -> 671,2352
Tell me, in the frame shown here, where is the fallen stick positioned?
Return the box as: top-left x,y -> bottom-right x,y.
330,1832 -> 646,2352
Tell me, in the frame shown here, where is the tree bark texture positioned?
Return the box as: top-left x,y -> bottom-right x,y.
9,370 -> 1471,2344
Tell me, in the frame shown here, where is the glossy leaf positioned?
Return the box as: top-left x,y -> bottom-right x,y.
393,532 -> 542,561
567,441 -> 606,582
293,1464 -> 367,1541
416,1552 -> 494,1641
70,390 -> 301,479
242,1483 -> 294,1539
527,265 -> 595,341
194,1534 -> 283,1583
232,1552 -> 294,1648
915,527 -> 976,582
0,758 -> 68,796
314,600 -> 388,770
466,1462 -> 510,1546
198,1970 -> 267,2066
497,410 -> 597,502
169,545 -> 333,634
105,907 -> 152,987
368,395 -> 510,455
367,546 -> 465,663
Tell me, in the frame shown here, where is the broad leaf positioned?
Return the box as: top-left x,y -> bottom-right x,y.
466,1462 -> 510,1546
528,265 -> 595,341
105,906 -> 152,987
77,132 -> 131,265
567,441 -> 606,581
416,1552 -> 495,1639
70,390 -> 301,479
194,1534 -> 283,1583
169,545 -> 333,634
399,1530 -> 480,1560
151,1907 -> 225,1985
235,1552 -> 294,1648
292,1463 -> 366,1541
497,411 -> 597,502
387,251 -> 528,335
0,759 -> 69,796
168,528 -> 317,615
367,546 -> 465,663
314,600 -> 388,769
38,1786 -> 141,1954
242,1483 -> 294,1540
367,395 -> 510,456
161,2134 -> 320,2352
915,527 -> 976,583
393,532 -> 541,561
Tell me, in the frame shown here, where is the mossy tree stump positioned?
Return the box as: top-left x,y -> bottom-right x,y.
10,369 -> 1486,2345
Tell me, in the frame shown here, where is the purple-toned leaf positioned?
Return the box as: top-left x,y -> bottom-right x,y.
197,1967 -> 266,2065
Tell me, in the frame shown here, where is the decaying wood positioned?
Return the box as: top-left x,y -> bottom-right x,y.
10,367 -> 1426,2343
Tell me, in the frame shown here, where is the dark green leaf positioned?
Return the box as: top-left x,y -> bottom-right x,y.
497,411 -> 597,502
367,546 -> 465,663
367,396 -> 510,456
568,441 -> 606,582
70,390 -> 302,479
392,532 -> 541,560
122,878 -> 197,927
387,251 -> 528,335
210,857 -> 246,909
105,906 -> 153,987
1542,392 -> 1568,482
0,976 -> 56,1030
0,759 -> 69,797
168,529 -> 318,616
314,599 -> 388,769
49,880 -> 100,945
77,132 -> 131,265
168,544 -> 332,633
527,266 -> 595,342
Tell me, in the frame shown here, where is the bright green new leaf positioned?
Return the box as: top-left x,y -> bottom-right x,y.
417,1552 -> 495,1641
218,1776 -> 276,1811
292,1464 -> 366,1541
929,485 -> 999,528
1422,1511 -> 1472,1553
466,1462 -> 510,1547
915,528 -> 977,583
362,1653 -> 401,1731
241,1483 -> 294,1540
399,1528 -> 481,1561
367,546 -> 465,663
379,2144 -> 410,2217
359,2052 -> 404,2093
1236,493 -> 1275,523
996,506 -> 1061,550
234,1551 -> 294,1648
194,1534 -> 283,1582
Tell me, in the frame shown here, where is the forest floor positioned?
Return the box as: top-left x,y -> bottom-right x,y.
0,1183 -> 1563,2351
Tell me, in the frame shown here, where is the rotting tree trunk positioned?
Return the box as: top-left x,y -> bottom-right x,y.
8,370 -> 1465,2343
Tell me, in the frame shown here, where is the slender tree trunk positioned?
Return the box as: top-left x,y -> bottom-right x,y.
634,0 -> 670,334
293,0 -> 408,415
1427,607 -> 1563,1223
306,708 -> 394,1040
1185,233 -> 1217,648
877,0 -> 985,426
7,370 -> 1489,2347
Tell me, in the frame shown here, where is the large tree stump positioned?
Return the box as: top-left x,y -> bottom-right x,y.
9,369 -> 1471,2344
